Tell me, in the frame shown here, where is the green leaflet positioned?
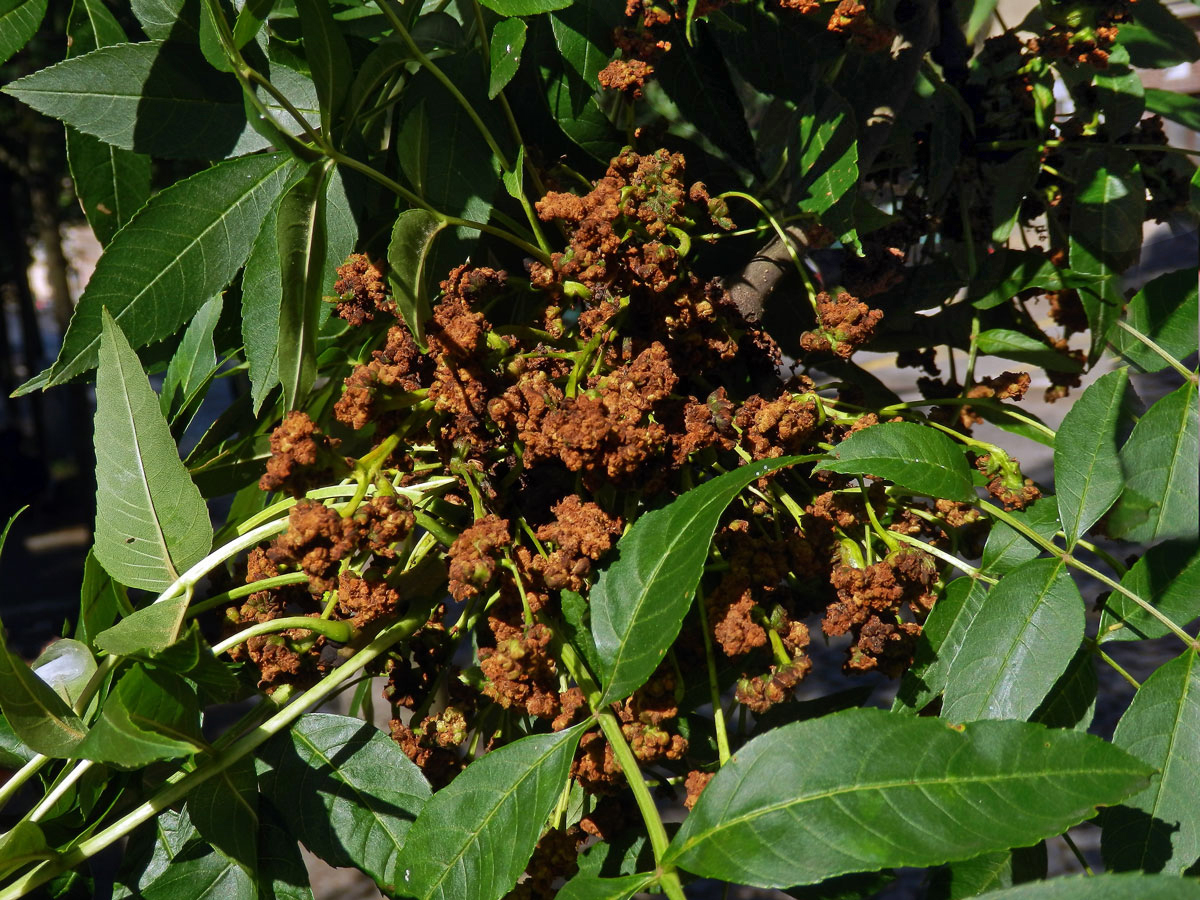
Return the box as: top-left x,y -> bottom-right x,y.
975,329 -> 1084,373
0,0 -> 48,66
1101,540 -> 1200,642
490,18 -> 527,98
794,85 -> 859,242
241,199 -> 284,412
480,0 -> 573,15
65,0 -> 150,246
941,558 -> 1084,723
257,714 -> 431,890
1145,87 -> 1200,131
557,871 -> 655,900
894,577 -> 990,714
0,821 -> 54,881
976,873 -> 1200,898
928,845 -> 1046,900
1103,649 -> 1200,874
22,152 -> 293,391
968,248 -> 1064,310
387,209 -> 446,347
0,621 -> 89,757
1031,645 -> 1098,732
75,664 -> 204,768
257,802 -> 314,900
1107,380 -> 1199,542
160,294 -> 222,428
590,457 -> 808,705
665,709 -> 1152,889
95,594 -> 189,657
979,497 -> 1061,576
93,310 -> 212,592
276,159 -> 332,412
1054,368 -> 1129,548
1092,45 -> 1144,137
188,755 -> 259,870
294,0 -> 351,134
549,3 -> 621,88
815,421 -> 975,502
541,61 -> 623,161
130,0 -> 197,41
398,724 -> 584,900
1110,267 -> 1198,373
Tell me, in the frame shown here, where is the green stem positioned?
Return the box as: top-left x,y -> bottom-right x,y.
0,754 -> 48,814
1093,644 -> 1141,690
28,761 -> 93,824
875,397 -> 1056,441
1061,831 -> 1095,876
977,500 -> 1197,648
695,588 -> 731,766
210,616 -> 356,657
0,604 -> 434,900
888,530 -> 999,584
596,710 -> 687,900
373,0 -> 511,171
1114,319 -> 1199,384
188,572 -> 311,618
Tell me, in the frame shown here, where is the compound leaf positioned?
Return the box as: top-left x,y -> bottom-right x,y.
93,310 -> 211,592
666,709 -> 1151,889
591,457 -> 806,705
815,421 -> 974,502
1103,649 -> 1200,874
257,714 -> 431,890
398,724 -> 583,900
1110,268 -> 1198,373
1100,540 -> 1200,642
941,558 -> 1084,723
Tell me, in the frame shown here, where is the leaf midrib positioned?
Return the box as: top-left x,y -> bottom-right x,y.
672,760 -> 1144,858
1059,371 -> 1125,545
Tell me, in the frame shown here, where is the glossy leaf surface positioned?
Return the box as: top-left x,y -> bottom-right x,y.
975,329 -> 1084,373
1054,368 -> 1128,547
1101,540 -> 1200,642
816,422 -> 974,502
32,152 -> 292,389
76,664 -> 203,767
941,559 -> 1084,723
894,577 -> 990,713
189,755 -> 259,869
0,623 -> 88,757
398,724 -> 583,900
1109,268 -> 1199,372
1108,380 -> 1199,542
1103,649 -> 1200,874
591,457 -> 804,704
489,18 -> 527,98
387,208 -> 446,346
666,709 -> 1151,888
257,714 -> 431,889
93,310 -> 211,591
976,873 -> 1200,899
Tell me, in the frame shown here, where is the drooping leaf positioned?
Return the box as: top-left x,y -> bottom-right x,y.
815,421 -> 974,502
276,159 -> 331,411
1110,267 -> 1198,373
386,208 -> 446,347
979,496 -> 1060,576
1107,380 -> 1199,542
893,577 -> 990,714
294,0 -> 351,133
22,152 -> 293,391
75,664 -> 204,767
257,714 -> 431,889
941,559 -> 1084,723
398,724 -> 584,900
65,0 -> 151,246
665,708 -> 1152,889
974,873 -> 1200,899
161,294 -> 222,426
557,871 -> 655,900
591,457 -> 805,704
1103,649 -> 1200,874
93,310 -> 212,592
0,0 -> 48,66
490,18 -> 528,98
1054,368 -> 1129,548
0,622 -> 89,757
1100,540 -> 1200,642
479,0 -> 573,15
974,329 -> 1084,373
257,802 -> 314,900
189,754 -> 260,869
30,639 -> 97,707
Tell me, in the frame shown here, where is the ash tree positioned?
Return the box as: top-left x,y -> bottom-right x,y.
0,0 -> 1198,898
